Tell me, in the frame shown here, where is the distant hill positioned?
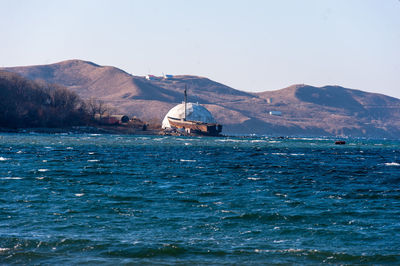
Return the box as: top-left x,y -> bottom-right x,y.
2,60 -> 400,138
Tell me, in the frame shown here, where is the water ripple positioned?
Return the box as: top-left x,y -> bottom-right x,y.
0,133 -> 399,264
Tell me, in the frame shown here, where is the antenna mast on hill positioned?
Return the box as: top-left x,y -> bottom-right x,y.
184,85 -> 187,121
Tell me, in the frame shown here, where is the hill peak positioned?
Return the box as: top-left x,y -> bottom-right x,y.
2,60 -> 400,137
54,59 -> 101,68
9,59 -> 101,69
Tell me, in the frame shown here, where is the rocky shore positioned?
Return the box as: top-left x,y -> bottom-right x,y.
0,126 -> 162,135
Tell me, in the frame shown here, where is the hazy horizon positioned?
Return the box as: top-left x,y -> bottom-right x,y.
1,0 -> 399,98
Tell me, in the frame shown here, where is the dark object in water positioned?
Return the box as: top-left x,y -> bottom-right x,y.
95,114 -> 130,125
335,141 -> 346,145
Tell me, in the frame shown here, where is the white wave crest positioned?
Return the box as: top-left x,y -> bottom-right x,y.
384,162 -> 400,166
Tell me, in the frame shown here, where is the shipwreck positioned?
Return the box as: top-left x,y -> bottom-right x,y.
161,88 -> 222,136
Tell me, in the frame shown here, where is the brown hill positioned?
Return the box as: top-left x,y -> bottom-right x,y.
2,60 -> 400,138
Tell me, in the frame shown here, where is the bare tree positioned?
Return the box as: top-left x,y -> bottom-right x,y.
87,98 -> 99,120
86,98 -> 112,120
97,100 -> 108,119
0,71 -> 89,128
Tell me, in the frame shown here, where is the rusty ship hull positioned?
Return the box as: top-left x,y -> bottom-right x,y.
167,117 -> 222,136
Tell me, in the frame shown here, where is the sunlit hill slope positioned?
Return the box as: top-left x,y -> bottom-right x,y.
2,60 -> 400,137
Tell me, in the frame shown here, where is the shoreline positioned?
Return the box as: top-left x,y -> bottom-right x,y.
2,127 -> 398,141
0,126 -> 162,136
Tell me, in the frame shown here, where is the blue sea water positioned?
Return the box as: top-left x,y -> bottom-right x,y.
0,133 -> 399,264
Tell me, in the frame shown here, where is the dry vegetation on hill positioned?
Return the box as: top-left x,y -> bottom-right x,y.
0,70 -> 89,128
2,60 -> 400,137
0,70 -> 139,132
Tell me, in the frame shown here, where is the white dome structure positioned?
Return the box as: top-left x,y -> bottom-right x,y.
162,102 -> 216,129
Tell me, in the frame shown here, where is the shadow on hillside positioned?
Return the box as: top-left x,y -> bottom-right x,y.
295,86 -> 365,112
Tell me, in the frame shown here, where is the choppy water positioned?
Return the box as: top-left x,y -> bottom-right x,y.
0,133 -> 399,264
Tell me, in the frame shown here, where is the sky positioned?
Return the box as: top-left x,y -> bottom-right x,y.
1,0 -> 400,98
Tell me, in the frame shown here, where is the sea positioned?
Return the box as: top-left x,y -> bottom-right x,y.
0,133 -> 399,265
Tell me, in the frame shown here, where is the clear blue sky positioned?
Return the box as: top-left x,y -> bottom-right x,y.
1,0 -> 400,98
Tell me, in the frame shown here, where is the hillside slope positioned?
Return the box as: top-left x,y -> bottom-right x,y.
2,60 -> 400,137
